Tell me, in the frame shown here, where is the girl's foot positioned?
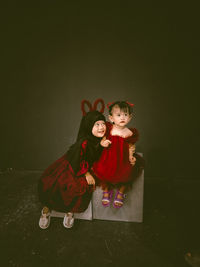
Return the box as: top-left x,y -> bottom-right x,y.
63,212 -> 74,228
113,190 -> 126,208
102,190 -> 113,207
39,207 -> 51,229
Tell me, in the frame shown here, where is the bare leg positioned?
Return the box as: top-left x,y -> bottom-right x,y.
102,186 -> 114,206
114,185 -> 126,207
102,187 -> 109,205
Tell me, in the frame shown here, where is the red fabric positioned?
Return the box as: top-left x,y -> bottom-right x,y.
93,122 -> 139,184
38,140 -> 94,213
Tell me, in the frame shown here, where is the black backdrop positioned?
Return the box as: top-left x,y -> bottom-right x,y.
1,3 -> 199,179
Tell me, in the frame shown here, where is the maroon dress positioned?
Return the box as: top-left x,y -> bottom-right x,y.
92,122 -> 139,185
38,140 -> 94,213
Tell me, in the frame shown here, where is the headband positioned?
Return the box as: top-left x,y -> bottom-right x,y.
81,98 -> 105,116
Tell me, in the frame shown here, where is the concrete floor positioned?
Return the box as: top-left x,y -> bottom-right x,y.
0,170 -> 199,267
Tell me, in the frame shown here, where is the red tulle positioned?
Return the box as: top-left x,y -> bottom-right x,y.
93,122 -> 139,184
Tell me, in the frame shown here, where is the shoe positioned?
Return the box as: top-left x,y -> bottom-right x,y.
113,190 -> 126,208
102,190 -> 113,207
63,212 -> 74,228
39,208 -> 51,229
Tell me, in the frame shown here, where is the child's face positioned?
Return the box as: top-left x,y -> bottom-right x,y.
92,120 -> 106,138
109,106 -> 132,127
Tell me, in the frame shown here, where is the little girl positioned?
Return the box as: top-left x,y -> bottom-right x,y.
38,99 -> 109,229
92,101 -> 144,208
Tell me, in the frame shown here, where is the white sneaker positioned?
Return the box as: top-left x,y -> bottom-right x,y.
39,209 -> 51,229
63,212 -> 74,228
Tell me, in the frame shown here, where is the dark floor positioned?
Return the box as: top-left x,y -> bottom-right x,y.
0,170 -> 199,267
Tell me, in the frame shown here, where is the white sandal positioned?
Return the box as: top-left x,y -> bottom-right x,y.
63,212 -> 74,228
39,208 -> 51,229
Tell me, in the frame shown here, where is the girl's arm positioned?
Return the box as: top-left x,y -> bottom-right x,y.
129,143 -> 136,166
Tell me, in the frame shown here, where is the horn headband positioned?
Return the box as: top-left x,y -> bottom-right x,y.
81,98 -> 105,116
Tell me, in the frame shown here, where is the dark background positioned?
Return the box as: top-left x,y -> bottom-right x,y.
1,2 -> 199,179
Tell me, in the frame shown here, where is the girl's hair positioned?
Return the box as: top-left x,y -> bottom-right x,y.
109,101 -> 133,115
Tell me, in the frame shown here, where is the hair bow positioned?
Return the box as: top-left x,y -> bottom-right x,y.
106,102 -> 114,109
126,101 -> 134,107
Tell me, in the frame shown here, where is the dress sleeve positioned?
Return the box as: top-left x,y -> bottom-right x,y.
76,140 -> 90,176
126,128 -> 139,144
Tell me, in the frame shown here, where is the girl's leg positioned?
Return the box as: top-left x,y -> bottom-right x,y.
119,185 -> 126,194
113,185 -> 127,208
102,186 -> 113,206
102,187 -> 108,205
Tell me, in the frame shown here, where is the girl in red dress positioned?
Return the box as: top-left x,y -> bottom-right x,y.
38,99 -> 110,229
92,101 -> 144,208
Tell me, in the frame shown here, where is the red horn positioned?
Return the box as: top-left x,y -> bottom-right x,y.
93,98 -> 105,113
81,100 -> 93,116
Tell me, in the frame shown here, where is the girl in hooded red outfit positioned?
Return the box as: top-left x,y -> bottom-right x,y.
92,101 -> 144,208
38,99 -> 110,229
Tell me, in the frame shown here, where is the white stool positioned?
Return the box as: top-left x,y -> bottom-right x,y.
50,153 -> 144,223
92,169 -> 144,222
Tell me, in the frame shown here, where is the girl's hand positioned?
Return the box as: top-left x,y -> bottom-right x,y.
85,172 -> 95,185
129,144 -> 136,165
129,156 -> 136,166
100,137 -> 111,147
